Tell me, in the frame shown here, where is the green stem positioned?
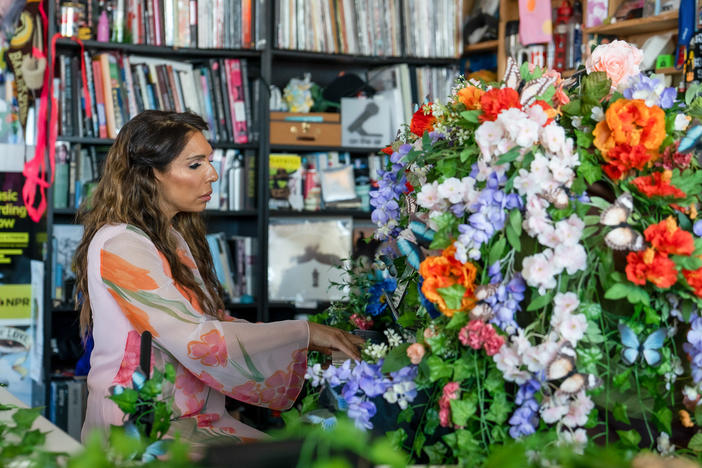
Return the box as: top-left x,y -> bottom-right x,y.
633,367 -> 654,447
473,352 -> 489,448
406,384 -> 441,464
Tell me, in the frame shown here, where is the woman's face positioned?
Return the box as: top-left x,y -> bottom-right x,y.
154,131 -> 218,219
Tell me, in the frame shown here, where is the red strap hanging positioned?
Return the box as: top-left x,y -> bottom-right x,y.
22,0 -> 92,223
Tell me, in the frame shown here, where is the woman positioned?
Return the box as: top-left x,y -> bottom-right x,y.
73,110 -> 364,445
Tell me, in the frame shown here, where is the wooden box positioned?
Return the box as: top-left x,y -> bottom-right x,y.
269,112 -> 341,147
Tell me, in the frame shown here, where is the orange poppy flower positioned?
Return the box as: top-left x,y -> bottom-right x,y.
101,249 -> 158,291
457,86 -> 484,110
684,267 -> 702,297
107,289 -> 159,337
632,171 -> 686,199
625,249 -> 677,289
419,246 -> 478,317
593,99 -> 666,160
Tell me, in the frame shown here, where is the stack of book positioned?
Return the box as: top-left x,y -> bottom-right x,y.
56,52 -> 258,144
57,0 -> 267,49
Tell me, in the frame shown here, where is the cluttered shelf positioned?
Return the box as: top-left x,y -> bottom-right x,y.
583,10 -> 678,36
56,135 -> 258,151
269,144 -> 382,153
271,48 -> 460,66
655,67 -> 683,75
55,37 -> 263,59
269,209 -> 371,219
463,40 -> 499,54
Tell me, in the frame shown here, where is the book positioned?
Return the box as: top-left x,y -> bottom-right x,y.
269,154 -> 302,210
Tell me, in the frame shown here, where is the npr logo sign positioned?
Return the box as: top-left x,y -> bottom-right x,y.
0,285 -> 32,319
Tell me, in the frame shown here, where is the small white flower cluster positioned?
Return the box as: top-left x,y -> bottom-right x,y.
557,428 -> 588,455
664,356 -> 684,391
657,432 -> 675,456
540,390 -> 594,429
417,177 -> 479,217
364,342 -> 389,361
384,329 -> 403,348
305,363 -> 325,387
513,142 -> 586,294
383,381 -> 416,410
550,292 -> 588,346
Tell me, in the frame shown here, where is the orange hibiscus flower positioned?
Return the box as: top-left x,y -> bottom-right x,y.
101,249 -> 158,291
593,99 -> 666,159
625,248 -> 678,289
419,245 -> 477,317
601,143 -> 652,180
644,217 -> 695,256
632,171 -> 686,199
187,329 -> 228,367
457,86 -> 484,110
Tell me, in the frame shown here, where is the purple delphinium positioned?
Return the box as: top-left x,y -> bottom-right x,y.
370,144 -> 412,240
622,73 -> 676,109
454,171 -> 522,263
694,220 -> 702,237
509,379 -> 541,439
486,273 -> 527,334
684,314 -> 702,383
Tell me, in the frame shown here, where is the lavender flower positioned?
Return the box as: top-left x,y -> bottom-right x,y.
371,145 -> 412,240
480,272 -> 526,334
694,220 -> 702,237
684,314 -> 702,383
509,379 -> 541,438
622,73 -> 676,109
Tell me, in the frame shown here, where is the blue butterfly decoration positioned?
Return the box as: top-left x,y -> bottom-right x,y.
123,421 -> 170,462
301,409 -> 338,431
679,124 -> 702,154
618,323 -> 666,366
397,220 -> 436,270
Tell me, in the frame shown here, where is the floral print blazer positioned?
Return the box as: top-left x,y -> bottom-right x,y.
81,224 -> 309,445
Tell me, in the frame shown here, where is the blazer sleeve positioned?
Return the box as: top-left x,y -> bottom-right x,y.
98,227 -> 309,410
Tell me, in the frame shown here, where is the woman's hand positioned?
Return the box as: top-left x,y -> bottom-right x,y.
308,322 -> 365,361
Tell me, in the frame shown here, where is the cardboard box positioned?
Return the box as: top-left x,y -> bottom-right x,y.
270,112 -> 341,147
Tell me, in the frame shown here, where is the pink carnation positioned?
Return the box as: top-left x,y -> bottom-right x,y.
483,334 -> 505,356
350,313 -> 374,330
459,320 -> 485,349
442,381 -> 460,400
439,406 -> 452,427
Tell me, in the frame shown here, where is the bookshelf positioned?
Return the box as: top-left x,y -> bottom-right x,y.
42,0 -> 468,411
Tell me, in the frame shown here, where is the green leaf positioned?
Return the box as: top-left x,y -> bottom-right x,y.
484,369 -> 504,394
579,159 -> 603,185
437,284 -> 467,311
450,397 -> 477,426
582,71 -> 611,105
613,403 -> 630,424
655,407 -> 673,434
616,429 -> 641,448
460,147 -> 478,162
11,407 -> 41,430
426,355 -> 453,382
580,302 -> 602,319
527,291 -> 552,311
575,129 -> 594,148
673,255 -> 702,271
397,406 -> 414,425
423,408 -> 440,435
411,430 -> 426,457
446,310 -> 469,330
509,209 -> 522,237
381,343 -> 411,373
452,354 -> 473,381
505,223 -> 521,252
488,237 -> 507,267
613,369 -> 632,392
301,393 -> 318,414
561,98 -> 581,116
164,363 -> 176,383
423,442 -> 448,465
385,428 -> 407,452
695,404 -> 702,427
485,393 -> 510,424
461,110 -> 481,123
627,287 -> 651,307
109,388 -> 139,414
604,283 -> 632,300
690,433 -> 702,451
495,147 -> 521,165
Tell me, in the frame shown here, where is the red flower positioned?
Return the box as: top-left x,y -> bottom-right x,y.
410,104 -> 436,137
625,248 -> 678,289
684,267 -> 702,297
479,88 -> 521,122
644,217 -> 695,256
381,146 -> 394,156
602,143 -> 652,180
632,171 -> 686,199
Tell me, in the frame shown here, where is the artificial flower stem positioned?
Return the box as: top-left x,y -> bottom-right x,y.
407,384 -> 441,464
472,352 -> 489,447
633,367 -> 654,447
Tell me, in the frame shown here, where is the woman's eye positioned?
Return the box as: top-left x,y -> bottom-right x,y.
189,162 -> 202,170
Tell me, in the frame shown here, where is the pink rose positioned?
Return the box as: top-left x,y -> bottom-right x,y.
439,406 -> 452,427
423,327 -> 437,340
585,40 -> 642,88
442,381 -> 461,400
406,343 -> 426,365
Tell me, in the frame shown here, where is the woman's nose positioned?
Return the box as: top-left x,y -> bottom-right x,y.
207,161 -> 219,182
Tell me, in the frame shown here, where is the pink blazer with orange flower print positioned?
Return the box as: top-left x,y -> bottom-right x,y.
81,224 -> 309,445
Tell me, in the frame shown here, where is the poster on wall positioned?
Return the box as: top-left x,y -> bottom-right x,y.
0,144 -> 45,406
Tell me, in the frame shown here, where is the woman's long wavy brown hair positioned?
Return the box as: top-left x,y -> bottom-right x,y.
73,110 -> 226,336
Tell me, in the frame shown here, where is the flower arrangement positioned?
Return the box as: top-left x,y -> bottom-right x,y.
302,40 -> 702,465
